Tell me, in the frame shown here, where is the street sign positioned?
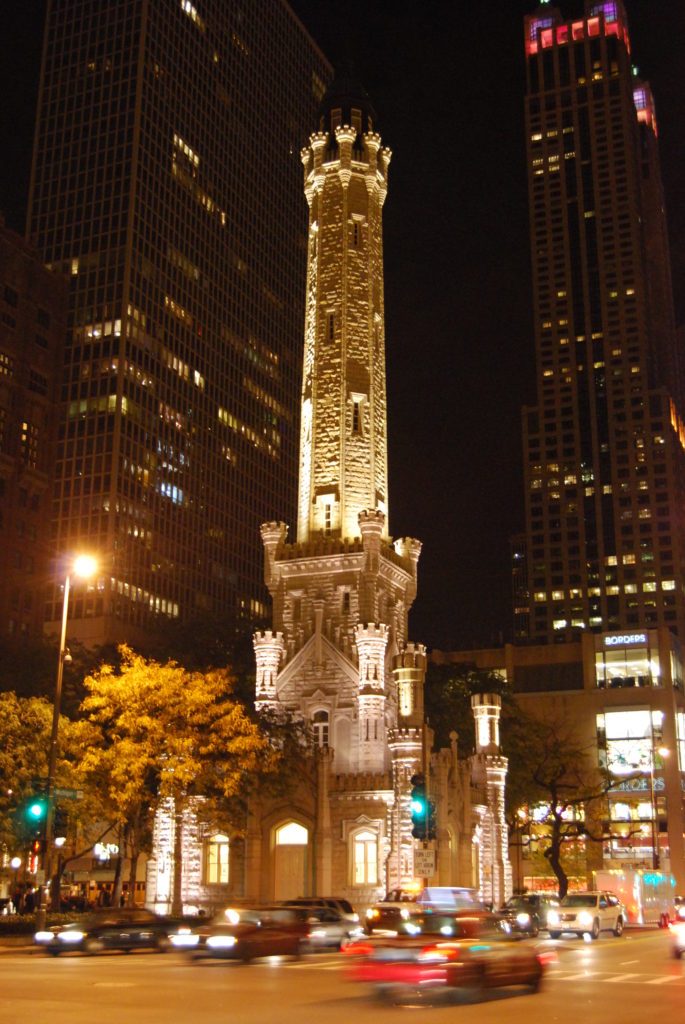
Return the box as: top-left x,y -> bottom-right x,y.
53,787 -> 83,801
414,848 -> 435,878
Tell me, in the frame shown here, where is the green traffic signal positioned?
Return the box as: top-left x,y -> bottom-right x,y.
410,773 -> 427,838
27,797 -> 47,821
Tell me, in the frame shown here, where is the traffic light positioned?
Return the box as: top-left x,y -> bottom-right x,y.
26,795 -> 47,831
410,774 -> 427,839
54,805 -> 68,841
426,799 -> 437,841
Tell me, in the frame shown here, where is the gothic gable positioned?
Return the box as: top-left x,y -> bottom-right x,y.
275,632 -> 359,708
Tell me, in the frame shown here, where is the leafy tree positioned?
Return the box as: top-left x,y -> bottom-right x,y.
501,709 -> 626,899
79,645 -> 276,912
142,611 -> 260,707
0,692 -> 108,905
423,661 -> 509,754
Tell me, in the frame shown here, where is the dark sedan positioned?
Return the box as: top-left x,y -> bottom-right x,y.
498,893 -> 559,937
344,910 -> 553,1003
169,905 -> 310,961
34,908 -> 179,955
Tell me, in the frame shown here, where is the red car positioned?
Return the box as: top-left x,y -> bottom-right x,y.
344,910 -> 552,1003
168,905 -> 310,961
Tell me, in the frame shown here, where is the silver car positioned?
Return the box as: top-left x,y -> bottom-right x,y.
547,891 -> 625,940
280,903 -> 363,950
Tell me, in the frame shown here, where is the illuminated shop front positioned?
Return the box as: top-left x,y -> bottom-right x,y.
594,631 -> 683,691
597,708 -> 668,866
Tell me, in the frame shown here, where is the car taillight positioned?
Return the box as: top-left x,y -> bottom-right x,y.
417,945 -> 455,963
342,942 -> 374,957
536,950 -> 558,966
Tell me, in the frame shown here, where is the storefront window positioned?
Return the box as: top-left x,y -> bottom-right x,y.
595,636 -> 659,689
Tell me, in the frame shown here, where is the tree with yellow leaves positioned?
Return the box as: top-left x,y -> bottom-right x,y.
80,645 -> 275,911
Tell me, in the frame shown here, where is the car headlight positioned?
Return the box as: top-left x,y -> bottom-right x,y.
578,911 -> 593,927
34,931 -> 55,943
206,934 -> 237,950
58,930 -> 84,943
366,908 -> 379,920
400,909 -> 410,920
547,910 -> 560,926
170,933 -> 200,947
516,912 -> 531,926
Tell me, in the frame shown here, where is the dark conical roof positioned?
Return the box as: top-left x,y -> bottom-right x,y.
318,66 -> 378,135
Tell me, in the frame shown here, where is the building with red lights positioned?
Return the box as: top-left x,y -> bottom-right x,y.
520,2 -> 684,643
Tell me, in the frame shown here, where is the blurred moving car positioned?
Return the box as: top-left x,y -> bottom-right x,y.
668,902 -> 685,958
277,896 -> 359,926
279,903 -> 364,950
169,905 -> 309,961
365,887 -> 419,935
547,891 -> 625,939
365,886 -> 479,935
345,910 -> 551,1003
498,893 -> 559,937
34,908 -> 179,955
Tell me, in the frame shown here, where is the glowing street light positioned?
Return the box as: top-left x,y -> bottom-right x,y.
36,554 -> 96,930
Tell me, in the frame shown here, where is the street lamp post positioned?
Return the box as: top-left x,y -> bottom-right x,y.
36,555 -> 96,931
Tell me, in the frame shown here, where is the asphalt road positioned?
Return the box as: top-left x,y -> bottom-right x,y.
1,930 -> 682,1024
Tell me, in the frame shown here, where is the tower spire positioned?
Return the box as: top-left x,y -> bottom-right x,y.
298,74 -> 391,543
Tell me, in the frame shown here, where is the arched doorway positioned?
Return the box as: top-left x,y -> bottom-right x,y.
273,821 -> 308,900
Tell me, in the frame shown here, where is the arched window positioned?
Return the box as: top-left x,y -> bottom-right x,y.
205,832 -> 229,885
312,709 -> 329,748
352,829 -> 378,885
275,821 -> 308,845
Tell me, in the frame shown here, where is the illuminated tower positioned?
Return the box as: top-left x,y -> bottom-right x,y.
521,2 -> 685,641
252,74 -> 424,903
471,693 -> 512,907
297,83 -> 390,543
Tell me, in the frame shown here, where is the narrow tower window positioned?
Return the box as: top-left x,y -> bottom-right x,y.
312,709 -> 329,748
352,397 -> 363,436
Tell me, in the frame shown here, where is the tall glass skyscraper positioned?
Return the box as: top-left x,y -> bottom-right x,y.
27,1 -> 331,644
521,2 -> 684,643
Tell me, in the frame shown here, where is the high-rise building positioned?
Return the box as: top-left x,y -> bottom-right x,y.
0,217 -> 67,636
26,0 -> 331,645
521,2 -> 684,643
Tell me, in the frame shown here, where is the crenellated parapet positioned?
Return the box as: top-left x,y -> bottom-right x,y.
394,537 -> 422,576
334,124 -> 357,187
471,692 -> 502,754
329,771 -> 392,794
260,520 -> 288,592
355,622 -> 388,692
253,630 -> 285,706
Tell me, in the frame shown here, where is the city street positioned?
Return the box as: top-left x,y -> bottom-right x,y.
1,930 -> 682,1024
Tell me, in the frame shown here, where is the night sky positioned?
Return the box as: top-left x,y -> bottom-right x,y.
2,2 -> 684,651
